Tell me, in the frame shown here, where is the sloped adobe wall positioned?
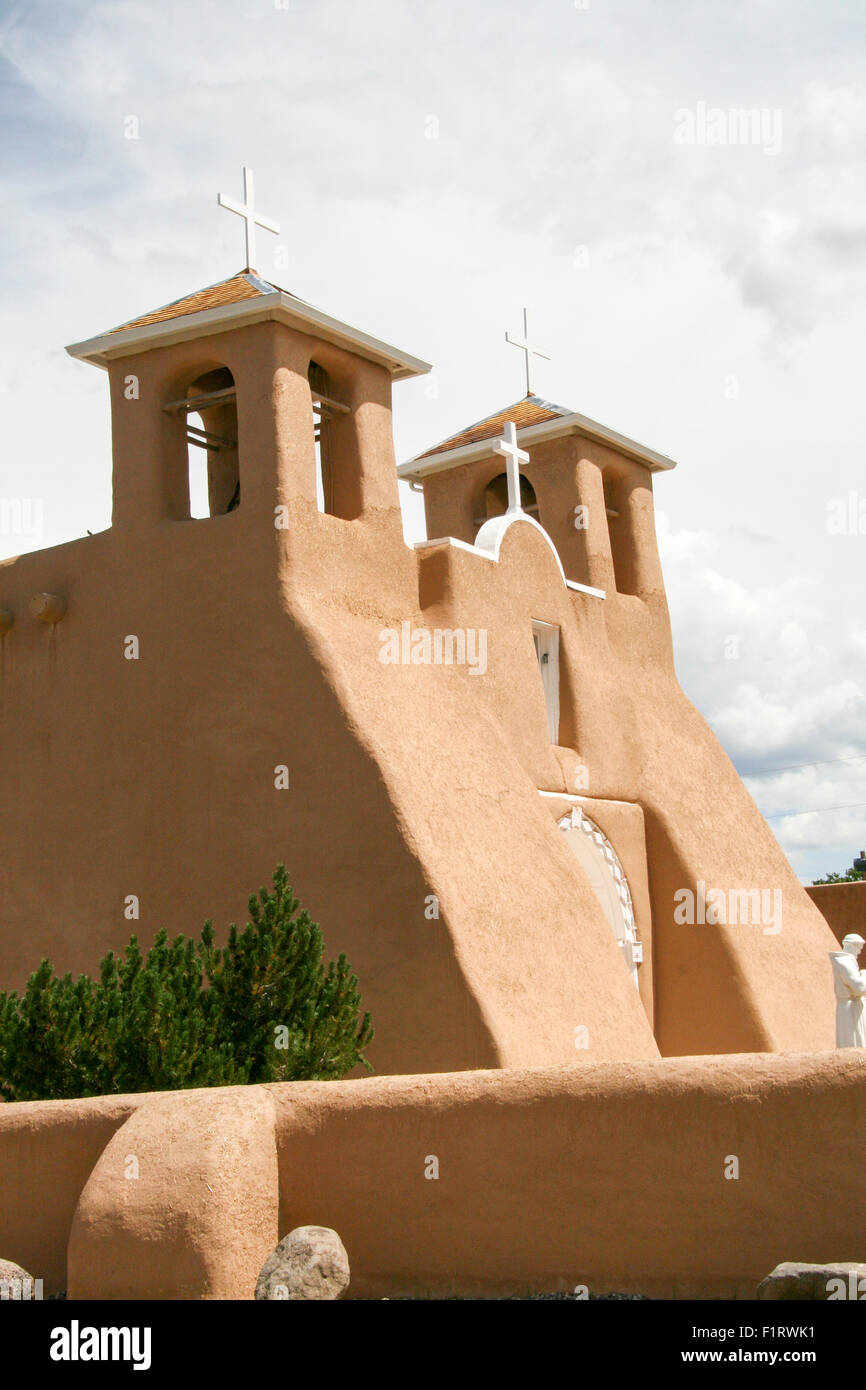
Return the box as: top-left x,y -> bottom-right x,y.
807,882 -> 866,946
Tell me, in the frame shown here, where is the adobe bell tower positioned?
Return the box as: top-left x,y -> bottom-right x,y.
398,304 -> 675,605
65,167 -> 429,542
66,268 -> 430,539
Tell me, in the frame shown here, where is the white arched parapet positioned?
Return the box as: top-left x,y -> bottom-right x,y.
474,511 -> 605,600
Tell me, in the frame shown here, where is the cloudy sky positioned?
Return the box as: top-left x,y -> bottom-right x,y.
1,0 -> 864,881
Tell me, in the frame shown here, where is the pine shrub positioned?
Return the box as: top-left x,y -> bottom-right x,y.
0,865 -> 373,1101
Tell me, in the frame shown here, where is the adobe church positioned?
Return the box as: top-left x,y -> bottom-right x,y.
0,184 -> 839,1076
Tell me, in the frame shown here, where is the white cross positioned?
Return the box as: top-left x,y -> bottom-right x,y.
493,421 -> 530,513
505,307 -> 550,396
218,167 -> 280,271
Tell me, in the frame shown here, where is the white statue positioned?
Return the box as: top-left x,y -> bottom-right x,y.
829,934 -> 866,1048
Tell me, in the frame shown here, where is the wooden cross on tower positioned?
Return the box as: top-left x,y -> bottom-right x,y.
493,421 -> 530,514
218,167 -> 280,271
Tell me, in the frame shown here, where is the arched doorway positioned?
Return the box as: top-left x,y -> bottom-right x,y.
558,807 -> 640,987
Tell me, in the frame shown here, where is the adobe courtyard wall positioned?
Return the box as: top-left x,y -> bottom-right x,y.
264,1051 -> 866,1300
807,882 -> 866,946
2,1051 -> 864,1300
0,1092 -> 146,1293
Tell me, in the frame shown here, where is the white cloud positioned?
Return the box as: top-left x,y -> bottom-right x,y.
1,0 -> 864,883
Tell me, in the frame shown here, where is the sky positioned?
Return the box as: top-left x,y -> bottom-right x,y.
0,0 -> 864,881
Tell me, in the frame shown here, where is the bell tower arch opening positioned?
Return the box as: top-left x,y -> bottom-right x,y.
309,361 -> 335,515
473,470 -> 538,536
186,409 -> 209,518
172,366 -> 239,519
306,359 -> 358,519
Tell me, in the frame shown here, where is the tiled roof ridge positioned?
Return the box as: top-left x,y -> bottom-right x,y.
416,393 -> 574,460
524,393 -> 572,416
106,269 -> 298,336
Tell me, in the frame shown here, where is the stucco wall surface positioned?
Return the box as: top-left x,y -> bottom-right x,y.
0,320 -> 839,1076
807,882 -> 866,946
1,1051 -> 863,1300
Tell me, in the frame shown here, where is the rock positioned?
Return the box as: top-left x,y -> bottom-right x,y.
757,1262 -> 866,1300
0,1259 -> 36,1298
255,1226 -> 350,1301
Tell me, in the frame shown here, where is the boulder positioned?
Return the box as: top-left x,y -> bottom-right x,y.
255,1226 -> 350,1301
0,1259 -> 36,1299
757,1262 -> 866,1300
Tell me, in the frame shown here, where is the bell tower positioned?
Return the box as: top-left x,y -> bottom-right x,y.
64,166 -> 429,541
398,393 -> 675,602
66,268 -> 430,538
399,303 -> 674,602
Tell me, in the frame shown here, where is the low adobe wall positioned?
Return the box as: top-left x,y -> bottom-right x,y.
266,1053 -> 866,1299
807,882 -> 866,946
3,1051 -> 865,1300
0,1092 -> 147,1293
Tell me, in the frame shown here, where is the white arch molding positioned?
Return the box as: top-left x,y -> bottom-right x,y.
558,807 -> 640,988
473,511 -> 605,599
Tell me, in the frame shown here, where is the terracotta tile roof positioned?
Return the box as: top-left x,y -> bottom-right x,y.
417,395 -> 573,459
107,270 -> 284,335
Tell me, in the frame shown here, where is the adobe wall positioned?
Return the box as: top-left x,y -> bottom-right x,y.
0,1092 -> 146,1293
395,520 -> 837,1056
0,315 -> 838,1075
534,794 -> 655,1026
807,882 -> 866,946
0,321 -> 658,1076
3,1051 -> 864,1300
266,1051 -> 866,1300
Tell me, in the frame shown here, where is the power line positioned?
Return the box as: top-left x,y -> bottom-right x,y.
765,800 -> 866,821
745,753 -> 866,779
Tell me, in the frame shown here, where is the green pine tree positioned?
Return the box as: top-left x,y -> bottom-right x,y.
0,866 -> 373,1102
202,866 -> 373,1083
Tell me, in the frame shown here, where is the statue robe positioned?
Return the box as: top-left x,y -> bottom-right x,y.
829,951 -> 866,1048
